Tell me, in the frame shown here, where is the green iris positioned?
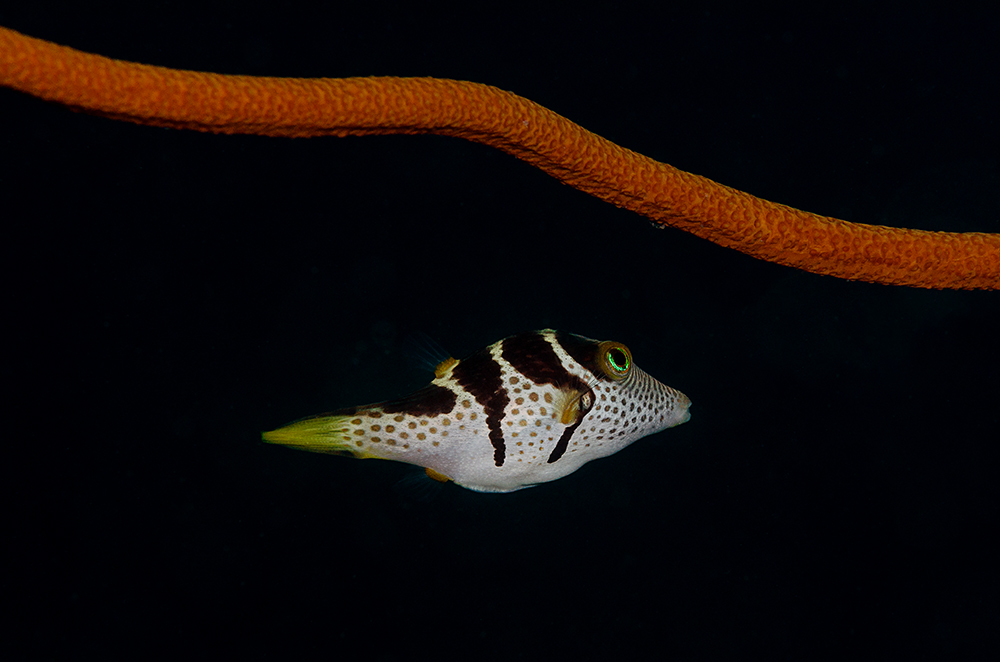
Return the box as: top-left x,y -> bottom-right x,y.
607,348 -> 629,373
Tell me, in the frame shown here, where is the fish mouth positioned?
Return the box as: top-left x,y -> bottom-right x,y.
676,391 -> 692,424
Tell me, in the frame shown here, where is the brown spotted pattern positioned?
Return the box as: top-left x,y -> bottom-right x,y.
263,330 -> 691,493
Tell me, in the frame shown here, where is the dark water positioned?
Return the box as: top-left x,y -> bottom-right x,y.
3,3 -> 998,658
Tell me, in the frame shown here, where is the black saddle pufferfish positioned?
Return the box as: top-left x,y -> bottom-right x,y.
263,329 -> 691,493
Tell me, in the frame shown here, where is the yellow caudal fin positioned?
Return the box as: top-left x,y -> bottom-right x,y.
262,414 -> 369,457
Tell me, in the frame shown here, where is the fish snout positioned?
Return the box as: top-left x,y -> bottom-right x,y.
674,390 -> 692,425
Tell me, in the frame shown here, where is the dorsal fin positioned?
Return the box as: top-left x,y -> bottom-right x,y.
401,332 -> 452,374
434,357 -> 458,378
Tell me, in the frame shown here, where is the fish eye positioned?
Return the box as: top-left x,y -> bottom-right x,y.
597,341 -> 632,380
607,348 -> 629,372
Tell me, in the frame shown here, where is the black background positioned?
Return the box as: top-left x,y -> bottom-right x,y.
2,2 -> 999,658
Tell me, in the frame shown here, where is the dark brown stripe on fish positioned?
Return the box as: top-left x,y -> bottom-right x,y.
555,331 -> 609,381
502,331 -> 588,390
452,346 -> 508,467
381,384 -> 457,416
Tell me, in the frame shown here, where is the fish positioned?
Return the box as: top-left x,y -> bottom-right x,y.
262,330 -> 691,493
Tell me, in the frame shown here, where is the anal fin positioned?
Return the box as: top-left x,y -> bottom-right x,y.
424,467 -> 452,483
